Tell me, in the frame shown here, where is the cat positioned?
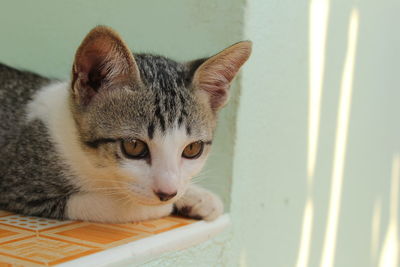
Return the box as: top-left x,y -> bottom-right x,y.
0,26 -> 251,223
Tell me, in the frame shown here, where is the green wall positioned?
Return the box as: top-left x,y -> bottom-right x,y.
2,1 -> 400,266
231,1 -> 400,266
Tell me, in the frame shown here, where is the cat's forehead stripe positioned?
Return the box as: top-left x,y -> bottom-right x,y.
133,53 -> 196,138
147,122 -> 155,139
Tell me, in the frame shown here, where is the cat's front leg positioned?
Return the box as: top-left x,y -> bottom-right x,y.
174,185 -> 223,221
66,192 -> 173,223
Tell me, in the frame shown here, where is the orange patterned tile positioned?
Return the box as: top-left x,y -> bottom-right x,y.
57,224 -> 140,244
0,260 -> 13,267
114,217 -> 192,234
0,236 -> 99,266
0,261 -> 34,267
0,257 -> 36,267
167,215 -> 198,223
0,215 -> 77,232
0,230 -> 17,240
0,226 -> 33,245
0,212 -> 12,218
0,210 -> 195,266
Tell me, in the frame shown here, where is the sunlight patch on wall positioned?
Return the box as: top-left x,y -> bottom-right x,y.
378,154 -> 400,267
320,8 -> 359,267
371,197 -> 382,264
295,2 -> 330,267
307,0 -> 330,182
295,199 -> 314,267
240,249 -> 248,267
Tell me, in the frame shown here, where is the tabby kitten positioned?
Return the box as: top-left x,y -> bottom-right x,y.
0,26 -> 251,223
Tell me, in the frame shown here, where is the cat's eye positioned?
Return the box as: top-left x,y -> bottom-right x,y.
182,141 -> 204,159
121,139 -> 149,159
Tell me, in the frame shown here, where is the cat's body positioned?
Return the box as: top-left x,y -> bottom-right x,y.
0,64 -> 76,218
0,26 -> 251,223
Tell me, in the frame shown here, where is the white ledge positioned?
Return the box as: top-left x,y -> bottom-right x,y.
57,214 -> 231,267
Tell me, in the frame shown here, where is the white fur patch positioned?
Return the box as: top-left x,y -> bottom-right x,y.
27,82 -> 102,189
67,192 -> 173,223
175,185 -> 224,221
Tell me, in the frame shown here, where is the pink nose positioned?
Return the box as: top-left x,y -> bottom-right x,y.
154,190 -> 177,201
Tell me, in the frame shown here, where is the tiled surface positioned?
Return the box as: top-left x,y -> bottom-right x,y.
0,210 -> 195,266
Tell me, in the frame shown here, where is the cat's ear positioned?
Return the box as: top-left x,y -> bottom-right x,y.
71,26 -> 141,105
191,41 -> 252,111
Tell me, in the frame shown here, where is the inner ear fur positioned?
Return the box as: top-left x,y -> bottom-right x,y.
72,26 -> 141,105
192,41 -> 252,111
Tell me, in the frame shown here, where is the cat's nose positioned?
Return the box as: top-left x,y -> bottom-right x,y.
154,190 -> 177,201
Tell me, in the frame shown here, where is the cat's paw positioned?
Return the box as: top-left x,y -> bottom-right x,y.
174,186 -> 223,221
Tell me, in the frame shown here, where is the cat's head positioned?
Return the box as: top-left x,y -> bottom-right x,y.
70,26 -> 251,205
